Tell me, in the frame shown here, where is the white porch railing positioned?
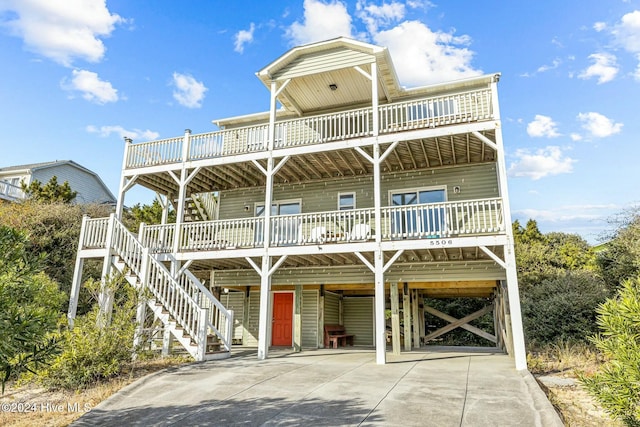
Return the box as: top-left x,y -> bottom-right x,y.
124,87 -> 494,169
0,180 -> 24,201
132,198 -> 504,252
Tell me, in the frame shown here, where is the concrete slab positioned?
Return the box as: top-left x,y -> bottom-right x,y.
72,347 -> 563,427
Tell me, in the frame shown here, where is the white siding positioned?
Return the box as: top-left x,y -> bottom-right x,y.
302,290 -> 319,348
343,297 -> 374,346
274,48 -> 373,80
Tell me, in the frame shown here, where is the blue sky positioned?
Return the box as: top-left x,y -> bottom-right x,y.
1,0 -> 639,243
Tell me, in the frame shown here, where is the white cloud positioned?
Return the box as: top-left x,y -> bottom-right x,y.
526,115 -> 560,138
508,146 -> 575,180
171,72 -> 207,108
0,0 -> 125,66
356,0 -> 405,34
373,21 -> 481,86
234,23 -> 255,53
593,22 -> 607,32
283,0 -> 480,86
62,69 -> 119,104
577,112 -> 623,138
570,133 -> 583,141
285,0 -> 355,45
536,58 -> 561,73
86,125 -> 159,141
611,10 -> 640,53
578,53 -> 619,84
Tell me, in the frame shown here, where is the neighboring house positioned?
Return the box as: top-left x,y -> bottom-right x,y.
0,160 -> 116,204
68,37 -> 527,370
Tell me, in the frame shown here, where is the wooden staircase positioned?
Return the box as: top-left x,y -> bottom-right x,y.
183,193 -> 218,222
106,215 -> 233,361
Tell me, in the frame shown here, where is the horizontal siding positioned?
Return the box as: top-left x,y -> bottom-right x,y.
31,165 -> 114,204
324,291 -> 340,325
244,291 -> 260,347
343,297 -> 374,346
274,48 -> 374,80
218,163 -> 498,219
211,261 -> 506,288
220,291 -> 245,341
302,290 -> 319,348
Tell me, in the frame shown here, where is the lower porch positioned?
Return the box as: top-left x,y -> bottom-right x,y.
198,280 -> 513,358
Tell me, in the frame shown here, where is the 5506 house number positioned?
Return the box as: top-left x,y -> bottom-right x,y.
429,239 -> 455,247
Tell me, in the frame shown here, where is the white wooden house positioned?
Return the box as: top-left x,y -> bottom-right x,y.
68,38 -> 527,369
0,160 -> 116,204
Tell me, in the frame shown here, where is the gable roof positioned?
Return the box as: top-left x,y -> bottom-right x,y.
0,160 -> 116,202
255,37 -> 402,116
215,37 -> 498,128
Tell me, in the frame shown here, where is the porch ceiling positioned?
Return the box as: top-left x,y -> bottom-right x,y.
187,245 -> 505,272
133,130 -> 497,197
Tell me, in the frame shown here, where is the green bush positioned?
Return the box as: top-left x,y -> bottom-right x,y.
520,271 -> 610,347
581,276 -> 640,426
0,226 -> 65,393
39,275 -> 141,390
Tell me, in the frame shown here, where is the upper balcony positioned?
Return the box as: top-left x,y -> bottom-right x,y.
0,180 -> 24,202
78,197 -> 507,272
124,86 -> 495,174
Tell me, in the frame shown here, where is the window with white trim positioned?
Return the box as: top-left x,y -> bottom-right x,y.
338,192 -> 355,211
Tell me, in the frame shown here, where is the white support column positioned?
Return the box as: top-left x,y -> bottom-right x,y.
115,137 -> 132,219
374,249 -> 386,364
97,214 -> 116,327
257,80 -> 279,361
173,129 -> 192,257
491,79 -> 527,371
371,62 -> 379,136
68,214 -> 89,327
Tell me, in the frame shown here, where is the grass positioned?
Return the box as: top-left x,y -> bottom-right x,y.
528,341 -> 623,427
0,357 -> 190,427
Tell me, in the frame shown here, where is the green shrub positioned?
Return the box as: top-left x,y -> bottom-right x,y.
581,276 -> 640,426
521,271 -> 609,347
40,275 -> 140,390
0,226 -> 65,393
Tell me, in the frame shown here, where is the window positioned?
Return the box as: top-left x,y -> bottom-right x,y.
390,187 -> 446,238
338,192 -> 355,211
255,200 -> 301,245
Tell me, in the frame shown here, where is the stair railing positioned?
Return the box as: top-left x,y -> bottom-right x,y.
108,215 -> 205,349
168,255 -> 234,352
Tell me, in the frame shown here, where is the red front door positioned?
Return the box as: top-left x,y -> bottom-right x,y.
272,293 -> 293,346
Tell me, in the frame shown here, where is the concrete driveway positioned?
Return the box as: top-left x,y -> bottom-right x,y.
73,347 -> 562,426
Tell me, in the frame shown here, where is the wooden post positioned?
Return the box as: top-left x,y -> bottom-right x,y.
391,282 -> 401,355
294,285 -> 302,352
402,284 -> 411,351
412,289 -> 420,348
318,285 -> 325,348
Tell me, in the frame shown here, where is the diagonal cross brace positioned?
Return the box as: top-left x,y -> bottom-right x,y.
424,304 -> 495,343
